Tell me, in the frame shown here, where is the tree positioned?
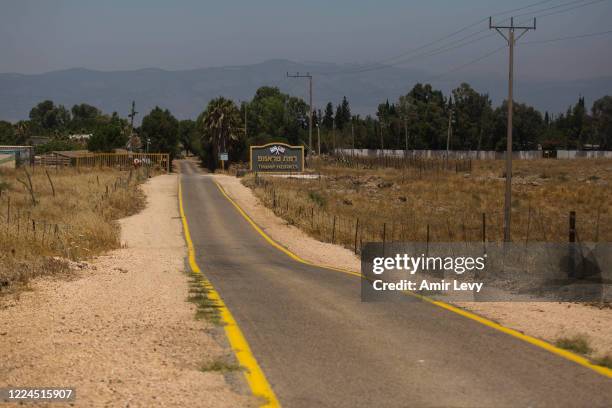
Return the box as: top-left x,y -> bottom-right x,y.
29,100 -> 70,134
451,83 -> 494,150
322,102 -> 334,130
178,119 -> 199,155
397,84 -> 447,149
492,101 -> 543,150
591,95 -> 612,149
245,86 -> 307,147
87,122 -> 126,152
0,121 -> 15,144
140,107 -> 179,163
197,98 -> 241,171
70,103 -> 102,132
335,97 -> 351,130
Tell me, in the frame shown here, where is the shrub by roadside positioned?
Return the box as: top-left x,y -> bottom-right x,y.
0,166 -> 146,291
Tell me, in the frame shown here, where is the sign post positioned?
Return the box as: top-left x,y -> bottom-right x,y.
250,143 -> 304,173
219,152 -> 228,171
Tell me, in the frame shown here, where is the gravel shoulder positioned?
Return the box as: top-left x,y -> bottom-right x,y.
0,174 -> 254,407
214,173 -> 612,361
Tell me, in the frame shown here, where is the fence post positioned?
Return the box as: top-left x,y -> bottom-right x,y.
332,215 -> 336,244
311,207 -> 314,229
382,223 -> 386,254
568,210 -> 577,278
45,170 -> 56,197
569,211 -> 576,243
354,218 -> 359,254
482,213 -> 486,243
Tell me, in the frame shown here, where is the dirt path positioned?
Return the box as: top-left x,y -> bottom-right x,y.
0,174 -> 254,407
214,174 -> 612,362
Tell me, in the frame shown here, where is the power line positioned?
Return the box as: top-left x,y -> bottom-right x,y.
329,32 -> 496,76
318,0 -> 562,76
380,0 -> 557,64
517,0 -> 609,24
515,0 -> 595,18
425,46 -> 506,82
521,28 -> 612,43
426,27 -> 612,81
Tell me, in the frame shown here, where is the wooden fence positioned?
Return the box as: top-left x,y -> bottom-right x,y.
72,153 -> 170,173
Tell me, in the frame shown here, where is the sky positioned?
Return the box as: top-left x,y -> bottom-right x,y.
1,0 -> 611,81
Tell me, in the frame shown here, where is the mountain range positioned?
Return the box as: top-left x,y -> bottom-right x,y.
1,59 -> 610,124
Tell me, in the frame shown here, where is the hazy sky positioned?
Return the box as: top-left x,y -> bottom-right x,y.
1,0 -> 611,80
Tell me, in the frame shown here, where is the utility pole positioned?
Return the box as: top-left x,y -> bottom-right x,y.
351,121 -> 355,153
244,101 -> 248,138
332,118 -> 336,154
446,106 -> 453,160
490,16 -> 536,242
128,101 -> 138,151
316,123 -> 321,156
404,117 -> 408,155
287,72 -> 313,154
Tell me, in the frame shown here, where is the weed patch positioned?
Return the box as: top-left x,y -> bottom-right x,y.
555,335 -> 593,355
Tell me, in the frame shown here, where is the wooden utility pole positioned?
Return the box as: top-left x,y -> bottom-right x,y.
404,118 -> 408,154
490,16 -> 536,242
127,101 -> 138,151
446,105 -> 453,160
317,123 -> 321,156
244,101 -> 248,138
332,118 -> 336,153
287,72 -> 313,154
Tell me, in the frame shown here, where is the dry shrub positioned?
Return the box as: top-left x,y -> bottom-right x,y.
0,166 -> 148,291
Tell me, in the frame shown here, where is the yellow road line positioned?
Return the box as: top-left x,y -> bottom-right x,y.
179,175 -> 280,407
213,179 -> 612,380
214,181 -> 361,278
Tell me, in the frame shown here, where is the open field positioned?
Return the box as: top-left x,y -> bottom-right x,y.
243,158 -> 612,249
0,166 -> 146,290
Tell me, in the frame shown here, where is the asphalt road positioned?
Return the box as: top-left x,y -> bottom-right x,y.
179,160 -> 612,408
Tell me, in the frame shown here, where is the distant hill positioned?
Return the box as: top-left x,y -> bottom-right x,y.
1,59 -> 610,123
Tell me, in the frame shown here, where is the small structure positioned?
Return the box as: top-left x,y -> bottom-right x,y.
0,145 -> 34,166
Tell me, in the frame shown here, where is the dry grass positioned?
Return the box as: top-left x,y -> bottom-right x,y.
243,158 -> 612,249
555,334 -> 593,355
0,166 -> 148,291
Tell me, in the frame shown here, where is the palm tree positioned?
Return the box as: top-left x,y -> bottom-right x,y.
200,97 -> 241,170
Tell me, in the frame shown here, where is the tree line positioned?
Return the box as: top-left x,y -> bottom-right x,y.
0,82 -> 610,170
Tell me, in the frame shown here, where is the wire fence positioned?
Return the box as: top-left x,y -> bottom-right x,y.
307,154 -> 472,173
251,175 -> 610,255
0,166 -> 149,260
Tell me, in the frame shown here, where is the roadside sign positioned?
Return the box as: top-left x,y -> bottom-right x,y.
219,153 -> 228,161
250,142 -> 304,172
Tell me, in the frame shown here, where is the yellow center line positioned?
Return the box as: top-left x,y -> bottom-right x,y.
179,172 -> 280,407
214,178 -> 612,380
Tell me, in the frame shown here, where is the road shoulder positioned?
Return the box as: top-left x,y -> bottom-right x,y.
1,174 -> 255,407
